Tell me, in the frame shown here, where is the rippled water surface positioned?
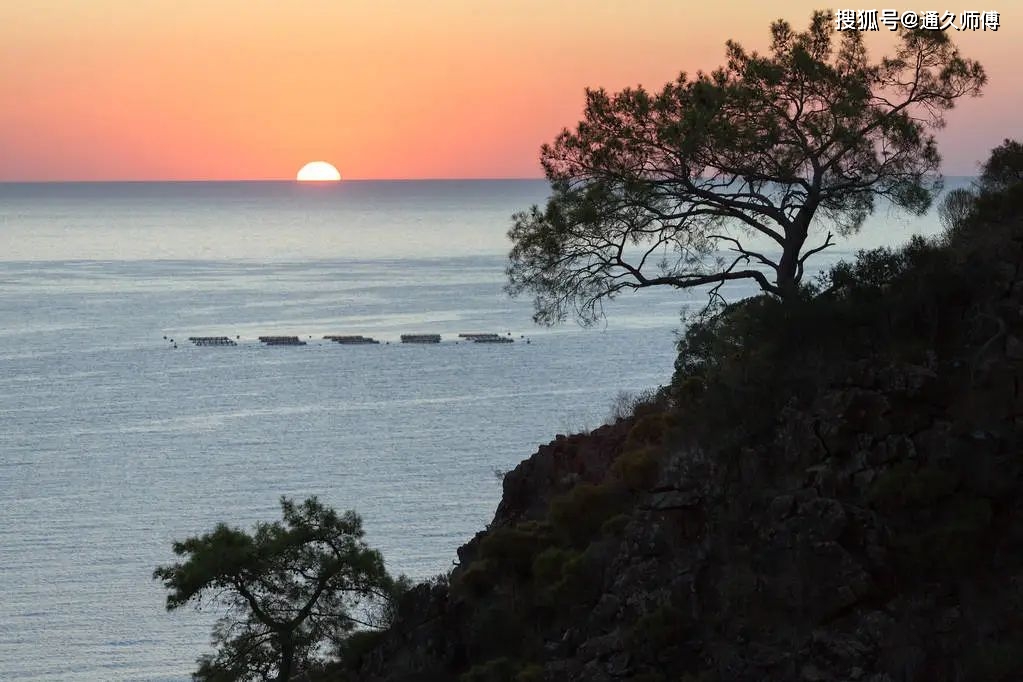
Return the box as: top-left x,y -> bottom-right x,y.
0,180 -> 956,679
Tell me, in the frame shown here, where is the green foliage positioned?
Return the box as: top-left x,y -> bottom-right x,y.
154,497 -> 397,682
477,521 -> 555,580
549,544 -> 607,605
611,404 -> 674,492
624,413 -> 671,449
612,447 -> 662,492
456,559 -> 497,598
549,483 -> 627,547
530,546 -> 577,588
507,11 -> 985,324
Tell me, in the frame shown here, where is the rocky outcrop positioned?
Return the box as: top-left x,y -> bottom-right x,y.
354,345 -> 1023,681
348,214 -> 1023,682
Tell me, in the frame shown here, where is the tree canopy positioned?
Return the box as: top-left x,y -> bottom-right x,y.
940,139 -> 1023,236
154,497 -> 400,682
978,138 -> 1023,192
507,11 -> 985,324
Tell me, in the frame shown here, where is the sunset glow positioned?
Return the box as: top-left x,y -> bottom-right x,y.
1,2 -> 1020,180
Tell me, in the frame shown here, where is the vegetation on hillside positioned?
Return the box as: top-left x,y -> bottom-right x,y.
669,137 -> 1023,437
341,139 -> 1023,681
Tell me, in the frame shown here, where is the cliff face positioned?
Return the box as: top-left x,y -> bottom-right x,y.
351,211 -> 1023,682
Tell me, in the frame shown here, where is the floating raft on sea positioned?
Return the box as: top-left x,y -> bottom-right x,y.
401,334 -> 441,344
175,331 -> 522,348
188,336 -> 237,346
258,336 -> 306,346
459,333 -> 514,344
324,335 -> 380,345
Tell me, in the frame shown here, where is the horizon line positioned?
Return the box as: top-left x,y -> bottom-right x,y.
0,174 -> 982,184
0,177 -> 549,184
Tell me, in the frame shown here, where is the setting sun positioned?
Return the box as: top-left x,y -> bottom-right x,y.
296,161 -> 341,182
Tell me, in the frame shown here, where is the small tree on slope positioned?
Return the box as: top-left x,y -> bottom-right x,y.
154,497 -> 398,682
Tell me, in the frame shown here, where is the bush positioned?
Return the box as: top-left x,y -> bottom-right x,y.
549,543 -> 607,606
625,413 -> 672,449
611,446 -> 661,492
337,630 -> 385,670
606,388 -> 667,424
476,521 -> 554,581
549,483 -> 627,547
455,559 -> 497,597
531,546 -> 576,587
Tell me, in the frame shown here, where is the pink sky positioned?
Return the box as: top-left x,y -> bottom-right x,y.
2,2 -> 1020,180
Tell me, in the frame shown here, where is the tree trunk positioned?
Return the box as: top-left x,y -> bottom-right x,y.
277,630 -> 294,682
775,243 -> 802,299
776,216 -> 811,299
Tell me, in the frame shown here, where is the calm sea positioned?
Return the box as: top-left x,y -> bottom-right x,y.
0,179 -> 958,680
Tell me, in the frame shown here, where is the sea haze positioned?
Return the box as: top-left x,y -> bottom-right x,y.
0,179 -> 958,680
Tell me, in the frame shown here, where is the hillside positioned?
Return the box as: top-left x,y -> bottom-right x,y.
339,181 -> 1023,682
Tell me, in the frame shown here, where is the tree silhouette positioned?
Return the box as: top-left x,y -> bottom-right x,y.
154,497 -> 398,682
978,138 -> 1023,192
939,139 -> 1023,236
507,11 -> 985,324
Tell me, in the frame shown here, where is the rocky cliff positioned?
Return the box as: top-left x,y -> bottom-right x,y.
341,196 -> 1023,682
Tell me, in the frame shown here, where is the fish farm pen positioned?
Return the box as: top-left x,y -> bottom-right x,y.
188,336 -> 237,346
174,332 -> 524,347
324,335 -> 380,344
258,336 -> 307,346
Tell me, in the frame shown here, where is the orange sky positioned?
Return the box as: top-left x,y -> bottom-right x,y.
2,1 -> 1020,180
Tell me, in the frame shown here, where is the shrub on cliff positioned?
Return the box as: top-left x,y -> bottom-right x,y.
671,142 -> 1023,436
940,139 -> 1023,238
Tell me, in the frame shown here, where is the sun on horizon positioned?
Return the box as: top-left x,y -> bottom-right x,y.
296,161 -> 342,182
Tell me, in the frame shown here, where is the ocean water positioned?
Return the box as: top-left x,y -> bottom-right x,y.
0,179 -> 959,680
